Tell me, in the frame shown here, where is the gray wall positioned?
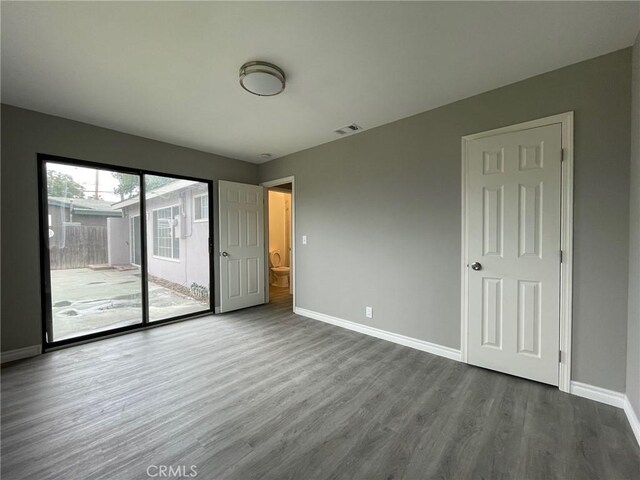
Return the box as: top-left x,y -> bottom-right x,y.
1,104 -> 258,352
125,188 -> 211,289
260,49 -> 633,392
627,32 -> 640,417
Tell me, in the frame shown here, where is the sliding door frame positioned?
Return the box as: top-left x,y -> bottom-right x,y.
37,153 -> 215,350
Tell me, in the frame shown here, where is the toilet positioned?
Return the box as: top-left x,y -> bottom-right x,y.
269,250 -> 290,287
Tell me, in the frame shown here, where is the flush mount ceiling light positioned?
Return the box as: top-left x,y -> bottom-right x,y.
239,61 -> 286,96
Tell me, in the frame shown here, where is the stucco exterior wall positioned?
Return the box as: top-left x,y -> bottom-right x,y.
115,183 -> 210,293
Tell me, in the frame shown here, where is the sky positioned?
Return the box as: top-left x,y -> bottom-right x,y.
46,161 -> 126,202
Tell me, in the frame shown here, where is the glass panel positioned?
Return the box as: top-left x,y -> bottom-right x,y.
45,162 -> 143,341
145,175 -> 210,322
194,194 -> 208,221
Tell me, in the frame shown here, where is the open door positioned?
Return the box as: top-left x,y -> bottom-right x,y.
218,180 -> 265,312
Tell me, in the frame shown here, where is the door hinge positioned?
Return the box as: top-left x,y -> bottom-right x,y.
559,350 -> 562,363
208,238 -> 213,254
560,250 -> 563,263
561,148 -> 566,162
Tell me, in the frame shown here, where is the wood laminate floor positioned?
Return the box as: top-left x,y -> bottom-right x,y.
2,287 -> 639,480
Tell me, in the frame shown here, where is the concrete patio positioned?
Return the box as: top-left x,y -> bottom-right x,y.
51,268 -> 209,341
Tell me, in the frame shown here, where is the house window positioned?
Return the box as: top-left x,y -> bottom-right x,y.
153,206 -> 180,259
193,194 -> 208,222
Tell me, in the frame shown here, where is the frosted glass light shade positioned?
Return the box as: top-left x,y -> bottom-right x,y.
239,61 -> 286,96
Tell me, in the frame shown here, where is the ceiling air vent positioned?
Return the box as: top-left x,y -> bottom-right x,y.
334,123 -> 362,135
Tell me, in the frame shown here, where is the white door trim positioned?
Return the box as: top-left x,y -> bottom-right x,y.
261,176 -> 296,310
461,112 -> 574,392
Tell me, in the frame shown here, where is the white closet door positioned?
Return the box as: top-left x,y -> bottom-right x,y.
466,124 -> 562,385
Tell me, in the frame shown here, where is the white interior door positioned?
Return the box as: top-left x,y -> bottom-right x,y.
218,180 -> 265,312
466,123 -> 562,386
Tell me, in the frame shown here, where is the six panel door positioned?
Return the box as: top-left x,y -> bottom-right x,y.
218,180 -> 265,312
466,124 -> 562,386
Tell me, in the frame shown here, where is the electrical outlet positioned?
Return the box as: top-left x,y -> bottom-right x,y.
302,235 -> 307,245
365,306 -> 373,318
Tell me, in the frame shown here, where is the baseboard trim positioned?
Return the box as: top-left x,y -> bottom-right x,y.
214,306 -> 221,314
1,345 -> 42,364
570,381 -> 625,408
623,396 -> 640,446
294,307 -> 461,362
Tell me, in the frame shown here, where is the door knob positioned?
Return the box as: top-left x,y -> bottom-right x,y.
471,262 -> 482,271
221,251 -> 229,257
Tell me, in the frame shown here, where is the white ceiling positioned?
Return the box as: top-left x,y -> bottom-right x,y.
2,2 -> 639,163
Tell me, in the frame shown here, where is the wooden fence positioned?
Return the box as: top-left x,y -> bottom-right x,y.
49,225 -> 108,270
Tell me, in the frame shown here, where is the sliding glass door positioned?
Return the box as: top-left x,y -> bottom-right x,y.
40,155 -> 213,347
43,161 -> 143,342
144,174 -> 211,322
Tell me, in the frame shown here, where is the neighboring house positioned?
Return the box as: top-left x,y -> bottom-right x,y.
47,197 -> 122,256
109,180 -> 210,294
48,196 -> 121,228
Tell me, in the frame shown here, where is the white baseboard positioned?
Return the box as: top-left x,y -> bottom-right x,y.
1,345 -> 42,364
568,380 -> 640,445
294,307 -> 461,362
624,396 -> 640,446
214,306 -> 221,314
570,381 -> 625,408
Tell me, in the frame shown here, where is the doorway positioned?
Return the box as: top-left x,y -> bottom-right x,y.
262,177 -> 295,310
461,113 -> 574,392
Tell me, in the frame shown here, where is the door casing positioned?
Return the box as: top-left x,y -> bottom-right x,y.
460,112 -> 574,392
261,176 -> 296,309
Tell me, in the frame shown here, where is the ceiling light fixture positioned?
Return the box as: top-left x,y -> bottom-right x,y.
239,61 -> 286,96
260,153 -> 272,160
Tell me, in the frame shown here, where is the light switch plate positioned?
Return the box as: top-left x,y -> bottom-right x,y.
302,235 -> 307,245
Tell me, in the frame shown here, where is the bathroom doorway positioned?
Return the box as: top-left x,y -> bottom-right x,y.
262,177 -> 294,309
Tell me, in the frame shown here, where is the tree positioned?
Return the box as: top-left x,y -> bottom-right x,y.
47,171 -> 85,198
112,173 -> 174,200
112,172 -> 139,200
146,175 -> 174,191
